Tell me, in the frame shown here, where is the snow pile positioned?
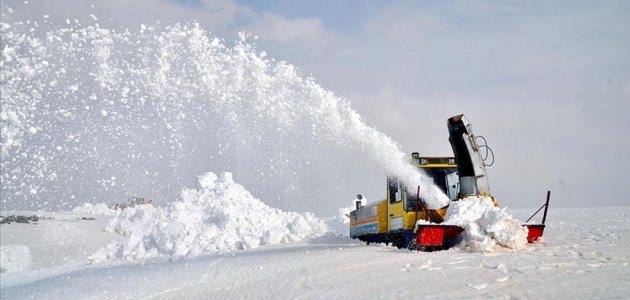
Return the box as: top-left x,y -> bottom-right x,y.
0,245 -> 33,273
90,172 -> 328,263
443,196 -> 528,252
71,203 -> 117,215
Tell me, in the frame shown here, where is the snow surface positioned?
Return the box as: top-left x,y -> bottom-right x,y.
0,212 -> 121,270
1,207 -> 629,299
0,245 -> 32,273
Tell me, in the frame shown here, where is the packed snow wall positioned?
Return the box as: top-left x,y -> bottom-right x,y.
1,17 -> 449,214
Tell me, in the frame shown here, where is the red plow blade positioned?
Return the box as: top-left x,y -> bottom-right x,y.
524,224 -> 545,243
415,224 -> 464,248
414,223 -> 545,251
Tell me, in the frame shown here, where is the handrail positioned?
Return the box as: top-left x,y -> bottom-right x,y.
525,190 -> 551,224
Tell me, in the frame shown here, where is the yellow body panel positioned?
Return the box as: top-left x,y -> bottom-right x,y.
421,164 -> 454,168
401,211 -> 421,230
376,200 -> 388,233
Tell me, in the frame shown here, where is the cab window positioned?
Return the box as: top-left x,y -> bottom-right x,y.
404,186 -> 422,211
388,178 -> 401,203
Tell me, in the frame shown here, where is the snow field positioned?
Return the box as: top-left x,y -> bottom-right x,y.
0,212 -> 121,271
1,207 -> 629,299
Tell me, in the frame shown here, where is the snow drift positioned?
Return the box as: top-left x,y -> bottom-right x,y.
90,172 -> 328,263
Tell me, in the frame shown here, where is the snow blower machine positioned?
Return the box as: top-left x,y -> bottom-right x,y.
349,114 -> 550,250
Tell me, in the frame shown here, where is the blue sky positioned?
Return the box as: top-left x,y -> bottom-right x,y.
2,0 -> 629,209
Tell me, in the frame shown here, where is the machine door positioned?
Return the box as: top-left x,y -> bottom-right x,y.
446,172 -> 460,200
387,178 -> 404,231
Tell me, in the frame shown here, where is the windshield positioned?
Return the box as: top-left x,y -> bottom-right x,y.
423,167 -> 458,196
404,167 -> 459,211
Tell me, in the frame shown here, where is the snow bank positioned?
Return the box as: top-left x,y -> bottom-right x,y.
90,172 -> 329,263
0,245 -> 33,273
71,203 -> 117,215
443,196 -> 528,252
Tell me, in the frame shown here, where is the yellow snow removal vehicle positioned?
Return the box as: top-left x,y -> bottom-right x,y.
349,114 -> 550,250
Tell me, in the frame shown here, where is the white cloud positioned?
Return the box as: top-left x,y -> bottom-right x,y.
1,0 -> 253,34
246,13 -> 335,46
362,3 -> 442,42
1,0 -> 340,56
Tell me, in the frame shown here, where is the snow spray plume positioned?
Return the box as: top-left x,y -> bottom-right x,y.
0,18 -> 449,213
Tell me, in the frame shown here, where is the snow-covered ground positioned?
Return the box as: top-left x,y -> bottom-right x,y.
1,206 -> 628,299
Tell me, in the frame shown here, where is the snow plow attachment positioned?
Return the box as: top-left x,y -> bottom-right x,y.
414,224 -> 464,250
412,191 -> 551,250
522,190 -> 551,243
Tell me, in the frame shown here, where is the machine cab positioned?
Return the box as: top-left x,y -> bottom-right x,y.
385,154 -> 459,231
415,155 -> 459,201
387,155 -> 459,207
